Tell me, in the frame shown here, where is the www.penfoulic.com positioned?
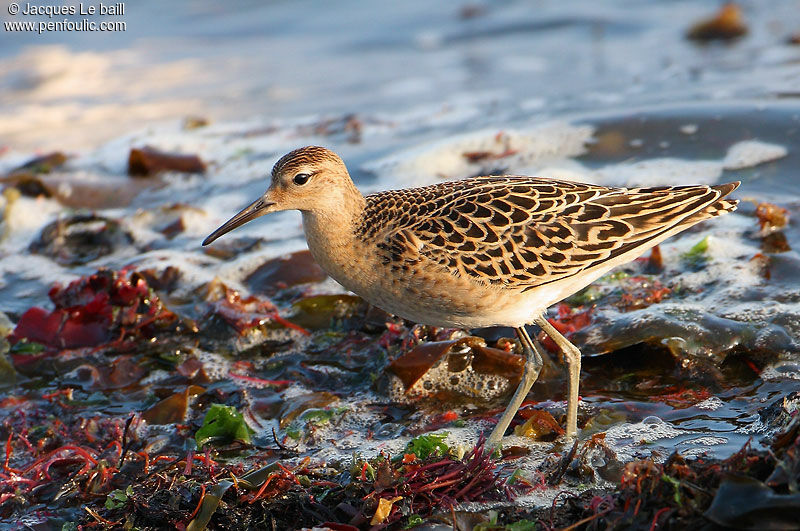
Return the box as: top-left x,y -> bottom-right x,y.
4,2 -> 126,34
4,18 -> 126,33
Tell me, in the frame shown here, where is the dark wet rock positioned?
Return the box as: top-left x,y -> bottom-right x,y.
29,214 -> 133,266
250,391 -> 284,420
687,3 -> 748,42
458,4 -> 486,20
572,306 -> 798,360
758,391 -> 800,431
246,250 -> 327,295
0,173 -> 51,198
704,475 -> 800,529
159,216 -> 185,239
127,146 -> 206,176
290,294 -> 367,331
202,235 -> 262,260
764,252 -> 800,285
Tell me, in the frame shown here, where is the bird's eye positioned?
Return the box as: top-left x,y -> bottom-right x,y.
293,173 -> 311,185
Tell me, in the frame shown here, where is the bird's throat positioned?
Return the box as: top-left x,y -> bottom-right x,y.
301,206 -> 367,291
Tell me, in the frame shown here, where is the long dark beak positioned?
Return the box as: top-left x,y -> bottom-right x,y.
202,196 -> 275,246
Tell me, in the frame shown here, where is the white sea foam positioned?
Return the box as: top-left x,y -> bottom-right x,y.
695,397 -> 724,410
723,140 -> 788,170
593,158 -> 723,187
604,417 -> 688,461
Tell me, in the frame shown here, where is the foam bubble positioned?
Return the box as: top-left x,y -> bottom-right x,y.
678,436 -> 728,446
695,396 -> 724,410
723,140 -> 788,170
593,158 -> 722,187
604,418 -> 687,461
761,361 -> 800,381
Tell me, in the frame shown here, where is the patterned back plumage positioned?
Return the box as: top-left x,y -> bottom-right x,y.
357,176 -> 738,291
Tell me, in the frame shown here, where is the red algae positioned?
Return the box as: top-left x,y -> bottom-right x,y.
9,269 -> 176,353
204,278 -> 308,335
539,303 -> 593,354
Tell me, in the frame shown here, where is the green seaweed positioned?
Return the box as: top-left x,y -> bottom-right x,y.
681,235 -> 711,268
475,511 -> 537,531
405,514 -> 424,528
506,520 -> 537,531
9,340 -> 46,354
405,431 -> 450,459
662,474 -> 683,505
299,406 -> 348,425
195,403 -> 253,448
104,485 -> 133,509
283,404 -> 347,439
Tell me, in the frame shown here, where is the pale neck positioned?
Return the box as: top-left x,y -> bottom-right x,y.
300,181 -> 366,251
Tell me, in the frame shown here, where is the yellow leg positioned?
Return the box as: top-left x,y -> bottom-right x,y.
534,315 -> 581,438
486,326 -> 544,450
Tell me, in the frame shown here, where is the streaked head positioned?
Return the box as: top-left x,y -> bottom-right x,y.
202,146 -> 356,246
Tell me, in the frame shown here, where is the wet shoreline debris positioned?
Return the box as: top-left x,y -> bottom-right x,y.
0,252 -> 797,528
0,136 -> 798,527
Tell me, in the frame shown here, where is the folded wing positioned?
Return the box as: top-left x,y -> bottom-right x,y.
361,177 -> 739,290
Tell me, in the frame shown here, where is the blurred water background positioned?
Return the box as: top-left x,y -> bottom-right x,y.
1,0 -> 799,150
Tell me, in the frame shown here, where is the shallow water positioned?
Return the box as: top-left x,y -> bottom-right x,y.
2,0 -> 800,150
1,0 -> 799,526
